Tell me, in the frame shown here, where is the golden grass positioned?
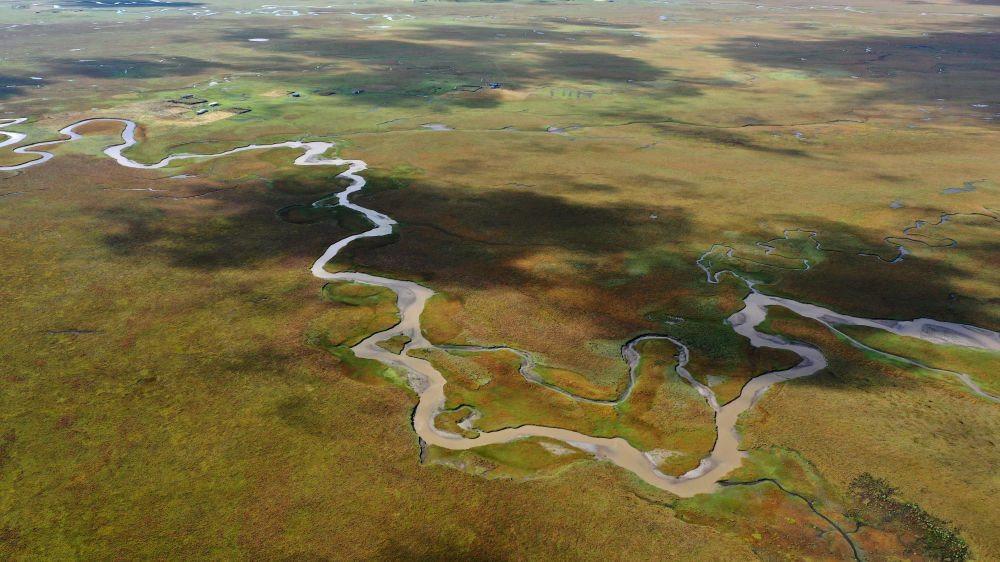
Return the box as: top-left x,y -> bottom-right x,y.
838,325 -> 1000,396
740,307 -> 1000,559
0,157 -> 755,559
3,0 -> 1000,556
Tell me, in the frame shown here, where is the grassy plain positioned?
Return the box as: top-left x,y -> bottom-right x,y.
2,0 -> 999,558
746,306 -> 1000,558
0,155 -> 762,560
838,324 -> 1000,396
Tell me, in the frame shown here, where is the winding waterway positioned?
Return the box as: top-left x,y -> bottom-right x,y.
3,117 -> 998,498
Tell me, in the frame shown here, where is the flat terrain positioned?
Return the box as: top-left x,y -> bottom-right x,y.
1,0 -> 998,559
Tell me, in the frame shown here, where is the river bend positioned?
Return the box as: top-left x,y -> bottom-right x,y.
3,117 -> 997,497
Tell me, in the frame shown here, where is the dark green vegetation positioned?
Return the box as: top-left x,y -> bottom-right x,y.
415,339 -> 718,475
848,473 -> 969,561
2,0 -> 999,558
376,334 -> 412,354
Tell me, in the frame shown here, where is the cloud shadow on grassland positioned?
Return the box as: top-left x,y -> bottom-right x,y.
399,23 -> 652,47
218,27 -> 296,41
85,168 -> 688,280
93,181 -> 359,271
346,180 -> 1000,393
0,75 -> 43,99
654,125 -> 811,157
749,213 -> 1000,331
75,162 -> 1000,394
43,57 -> 231,79
241,33 -> 680,107
352,180 -> 691,261
267,36 -> 666,80
709,26 -> 1000,105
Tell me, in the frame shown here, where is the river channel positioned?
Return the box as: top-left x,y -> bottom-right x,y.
3,117 -> 997,497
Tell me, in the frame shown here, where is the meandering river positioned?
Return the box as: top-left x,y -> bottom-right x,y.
3,117 -> 997,497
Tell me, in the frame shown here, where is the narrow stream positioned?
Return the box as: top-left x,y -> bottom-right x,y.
3,117 -> 997,498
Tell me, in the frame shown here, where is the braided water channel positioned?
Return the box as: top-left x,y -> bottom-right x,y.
3,117 -> 998,498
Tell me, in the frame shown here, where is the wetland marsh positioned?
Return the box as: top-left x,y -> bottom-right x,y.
2,0 -> 999,559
